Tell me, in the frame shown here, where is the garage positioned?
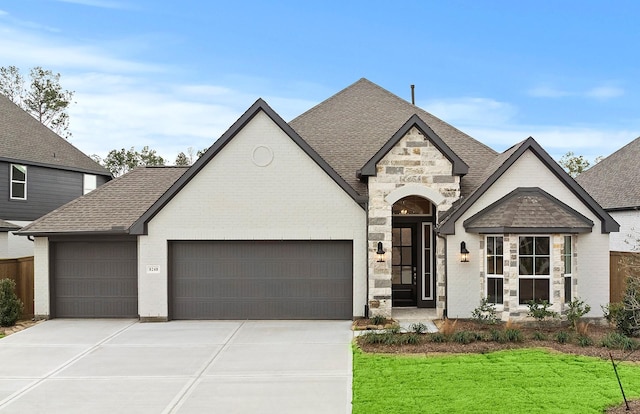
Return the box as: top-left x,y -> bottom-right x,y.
50,240 -> 138,318
169,240 -> 353,320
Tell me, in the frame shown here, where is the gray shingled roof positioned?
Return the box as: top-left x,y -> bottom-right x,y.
0,219 -> 21,232
463,187 -> 594,233
576,136 -> 640,210
0,94 -> 110,175
17,167 -> 187,235
289,78 -> 498,197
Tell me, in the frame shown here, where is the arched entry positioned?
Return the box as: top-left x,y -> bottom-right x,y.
391,195 -> 436,308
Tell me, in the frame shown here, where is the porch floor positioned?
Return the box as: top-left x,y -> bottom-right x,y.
392,307 -> 439,333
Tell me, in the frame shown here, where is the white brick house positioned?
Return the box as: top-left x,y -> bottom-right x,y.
18,79 -> 618,321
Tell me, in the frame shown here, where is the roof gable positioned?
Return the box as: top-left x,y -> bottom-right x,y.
0,94 -> 110,176
129,98 -> 366,235
289,78 -> 497,197
576,136 -> 640,210
463,187 -> 593,234
358,114 -> 469,177
438,137 -> 619,234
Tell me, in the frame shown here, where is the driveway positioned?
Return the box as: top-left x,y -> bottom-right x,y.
0,319 -> 353,413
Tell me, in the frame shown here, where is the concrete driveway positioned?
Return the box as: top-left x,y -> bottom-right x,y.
0,319 -> 353,413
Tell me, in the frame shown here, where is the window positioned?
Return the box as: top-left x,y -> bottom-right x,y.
486,236 -> 503,304
10,164 -> 27,200
392,196 -> 432,216
518,236 -> 550,304
83,174 -> 97,195
563,236 -> 572,303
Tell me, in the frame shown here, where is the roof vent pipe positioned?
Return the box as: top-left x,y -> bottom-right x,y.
410,84 -> 415,105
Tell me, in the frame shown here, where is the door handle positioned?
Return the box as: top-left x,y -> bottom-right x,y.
412,267 -> 417,285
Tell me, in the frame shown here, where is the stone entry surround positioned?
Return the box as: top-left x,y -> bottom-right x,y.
367,126 -> 461,317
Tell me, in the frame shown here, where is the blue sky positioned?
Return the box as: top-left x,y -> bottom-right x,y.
1,0 -> 639,164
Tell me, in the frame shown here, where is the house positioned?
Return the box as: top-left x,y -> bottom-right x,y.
576,137 -> 640,252
0,94 -> 112,259
17,79 -> 618,321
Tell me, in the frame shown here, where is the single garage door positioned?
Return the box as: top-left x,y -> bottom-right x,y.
51,240 -> 138,318
170,240 -> 353,320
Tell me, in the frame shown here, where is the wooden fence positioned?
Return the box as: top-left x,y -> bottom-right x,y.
0,256 -> 34,318
610,251 -> 640,303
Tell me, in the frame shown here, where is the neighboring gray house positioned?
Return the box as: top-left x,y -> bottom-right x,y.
18,79 -> 617,321
576,137 -> 640,252
1,94 -> 111,258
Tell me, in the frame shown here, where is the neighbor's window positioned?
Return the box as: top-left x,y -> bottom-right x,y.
10,164 -> 27,200
83,174 -> 97,195
518,236 -> 550,304
486,236 -> 504,304
563,236 -> 572,303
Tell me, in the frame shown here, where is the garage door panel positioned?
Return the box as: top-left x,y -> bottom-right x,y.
170,240 -> 353,320
52,241 -> 138,318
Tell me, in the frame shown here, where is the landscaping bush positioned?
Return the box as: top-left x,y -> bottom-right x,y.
566,297 -> 591,329
452,331 -> 477,344
429,332 -> 446,343
527,300 -> 558,327
601,332 -> 638,350
503,328 -> 523,343
370,314 -> 386,326
532,331 -> 547,341
408,322 -> 428,334
555,331 -> 570,344
604,275 -> 640,337
577,335 -> 593,347
0,278 -> 23,327
439,318 -> 458,336
471,298 -> 499,325
403,333 -> 421,345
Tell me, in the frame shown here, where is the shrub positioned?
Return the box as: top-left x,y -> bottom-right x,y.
452,331 -> 477,344
527,300 -> 559,326
439,318 -> 458,336
601,332 -> 639,350
532,331 -> 547,341
576,321 -> 591,337
0,278 -> 23,327
577,335 -> 594,347
409,322 -> 428,334
471,298 -> 500,325
403,333 -> 422,345
370,314 -> 386,326
429,333 -> 447,343
566,297 -> 591,329
555,331 -> 570,344
503,329 -> 523,343
604,276 -> 640,336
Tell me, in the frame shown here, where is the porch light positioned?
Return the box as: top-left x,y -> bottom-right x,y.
460,241 -> 470,263
376,242 -> 386,262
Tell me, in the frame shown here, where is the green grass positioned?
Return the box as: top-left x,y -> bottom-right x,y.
353,347 -> 640,413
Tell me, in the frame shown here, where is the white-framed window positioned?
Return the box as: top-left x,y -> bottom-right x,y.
563,235 -> 572,303
518,236 -> 551,304
10,164 -> 27,200
486,236 -> 504,304
83,174 -> 97,195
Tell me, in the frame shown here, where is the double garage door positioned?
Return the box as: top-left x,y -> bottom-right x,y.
50,240 -> 353,320
170,240 -> 353,320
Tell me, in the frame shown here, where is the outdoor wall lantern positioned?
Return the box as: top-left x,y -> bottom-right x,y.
460,241 -> 470,263
376,242 -> 386,262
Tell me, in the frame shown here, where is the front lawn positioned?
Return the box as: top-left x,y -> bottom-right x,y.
353,347 -> 640,413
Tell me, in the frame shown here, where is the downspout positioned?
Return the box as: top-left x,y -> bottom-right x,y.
437,233 -> 448,318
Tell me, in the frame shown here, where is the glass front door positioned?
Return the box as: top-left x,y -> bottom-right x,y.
392,223 -> 417,307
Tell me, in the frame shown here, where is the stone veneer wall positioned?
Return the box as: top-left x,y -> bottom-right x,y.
367,126 -> 460,318
478,234 -> 579,321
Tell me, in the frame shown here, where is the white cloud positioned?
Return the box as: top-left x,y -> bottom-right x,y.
55,0 -> 131,9
586,85 -> 624,99
527,86 -> 570,98
421,97 -> 517,126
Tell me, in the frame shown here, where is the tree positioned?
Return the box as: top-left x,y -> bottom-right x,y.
175,152 -> 190,166
96,146 -> 165,177
0,66 -> 74,138
558,151 -> 591,177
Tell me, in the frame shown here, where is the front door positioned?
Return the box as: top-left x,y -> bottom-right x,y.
392,223 -> 417,307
